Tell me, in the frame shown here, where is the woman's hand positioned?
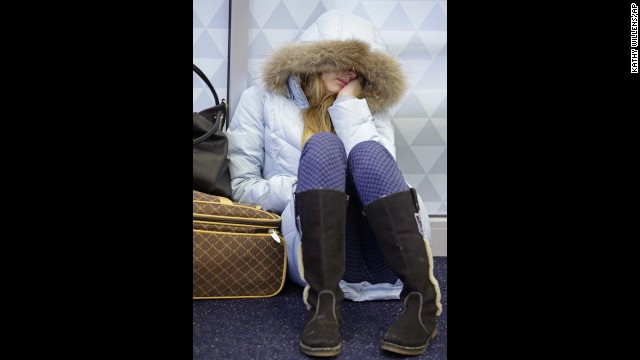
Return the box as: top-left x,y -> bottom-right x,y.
337,77 -> 362,98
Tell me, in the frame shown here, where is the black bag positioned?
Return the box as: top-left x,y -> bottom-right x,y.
193,64 -> 232,198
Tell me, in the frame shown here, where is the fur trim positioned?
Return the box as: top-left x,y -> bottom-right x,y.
423,237 -> 443,316
262,39 -> 406,113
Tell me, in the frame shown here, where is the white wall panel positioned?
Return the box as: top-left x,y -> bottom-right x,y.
193,0 -> 229,111
193,0 -> 447,217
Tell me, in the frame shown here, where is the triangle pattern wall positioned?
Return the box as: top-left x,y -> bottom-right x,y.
193,0 -> 229,112
194,0 -> 447,216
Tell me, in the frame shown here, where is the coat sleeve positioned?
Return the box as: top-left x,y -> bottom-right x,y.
226,86 -> 297,214
328,97 -> 396,159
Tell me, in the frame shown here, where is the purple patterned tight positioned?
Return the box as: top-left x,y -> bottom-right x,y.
297,132 -> 409,284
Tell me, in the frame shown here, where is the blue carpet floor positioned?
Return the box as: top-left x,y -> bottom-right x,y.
193,256 -> 447,359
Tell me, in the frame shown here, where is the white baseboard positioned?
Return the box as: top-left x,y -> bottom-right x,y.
430,217 -> 447,256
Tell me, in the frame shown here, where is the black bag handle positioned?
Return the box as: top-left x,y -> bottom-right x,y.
193,110 -> 225,145
193,63 -> 229,130
193,63 -> 219,104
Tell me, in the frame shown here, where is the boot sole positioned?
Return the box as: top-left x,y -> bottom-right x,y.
380,328 -> 437,356
300,342 -> 341,357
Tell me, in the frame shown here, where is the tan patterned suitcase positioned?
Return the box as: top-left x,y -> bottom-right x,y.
193,190 -> 287,299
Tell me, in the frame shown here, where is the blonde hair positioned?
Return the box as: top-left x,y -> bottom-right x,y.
300,73 -> 337,147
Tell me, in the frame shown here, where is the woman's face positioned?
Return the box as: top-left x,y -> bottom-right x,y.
321,70 -> 358,94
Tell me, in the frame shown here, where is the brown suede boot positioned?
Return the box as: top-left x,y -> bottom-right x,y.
296,189 -> 347,357
363,189 -> 442,356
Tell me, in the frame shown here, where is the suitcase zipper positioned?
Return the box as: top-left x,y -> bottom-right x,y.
193,226 -> 283,244
269,229 -> 281,243
192,214 -> 280,227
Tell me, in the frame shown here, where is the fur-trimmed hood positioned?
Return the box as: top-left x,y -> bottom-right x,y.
262,10 -> 406,113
